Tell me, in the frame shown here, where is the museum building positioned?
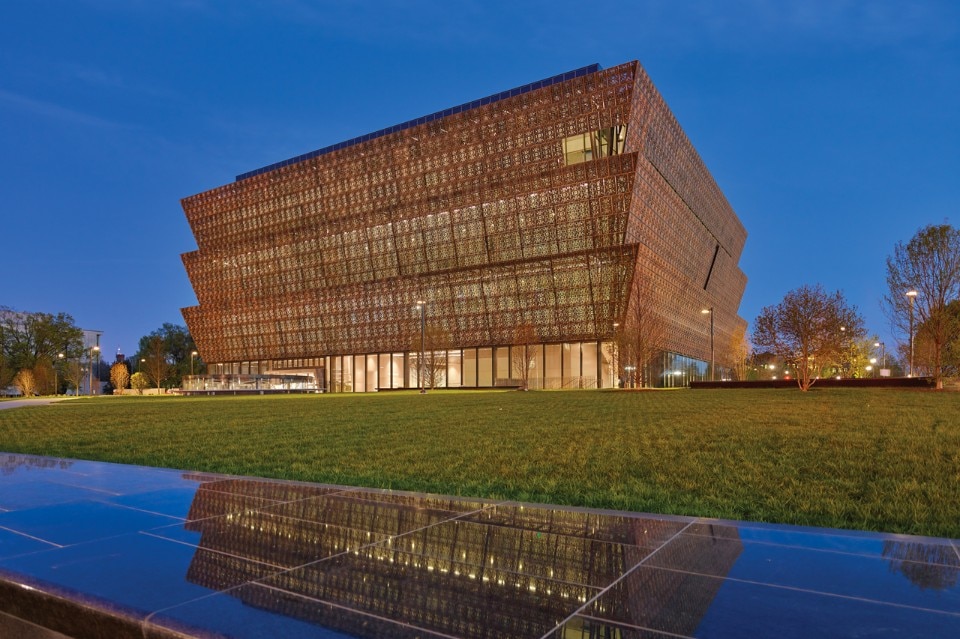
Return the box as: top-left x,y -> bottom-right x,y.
180,60 -> 747,392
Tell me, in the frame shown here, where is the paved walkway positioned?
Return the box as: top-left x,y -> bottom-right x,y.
0,397 -> 77,410
0,452 -> 958,638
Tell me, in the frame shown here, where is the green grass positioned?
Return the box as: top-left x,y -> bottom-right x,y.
1,389 -> 959,538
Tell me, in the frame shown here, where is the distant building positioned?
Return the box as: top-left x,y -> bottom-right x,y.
180,61 -> 747,391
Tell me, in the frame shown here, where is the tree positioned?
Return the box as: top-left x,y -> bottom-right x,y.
885,224 -> 960,389
64,359 -> 85,396
0,307 -> 84,373
12,369 -> 37,397
135,324 -> 200,387
143,336 -> 170,393
728,326 -> 751,381
511,324 -> 539,390
911,300 -> 960,380
752,284 -> 865,391
110,362 -> 130,395
409,325 -> 451,390
31,357 -> 56,395
615,273 -> 668,388
130,372 -> 149,395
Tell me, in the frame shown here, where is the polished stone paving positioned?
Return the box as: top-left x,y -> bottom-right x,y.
0,453 -> 958,638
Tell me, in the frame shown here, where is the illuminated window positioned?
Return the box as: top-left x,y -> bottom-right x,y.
562,125 -> 627,165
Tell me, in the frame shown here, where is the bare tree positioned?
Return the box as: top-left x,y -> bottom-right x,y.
12,369 -> 37,397
753,284 -> 865,391
110,362 -> 130,395
885,224 -> 960,389
64,359 -> 85,396
409,326 -> 450,390
511,324 -> 539,390
728,326 -> 751,381
143,336 -> 170,393
616,273 -> 668,388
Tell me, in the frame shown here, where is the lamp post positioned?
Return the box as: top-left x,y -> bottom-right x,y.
415,300 -> 426,394
624,365 -> 635,389
89,345 -> 100,396
874,341 -> 886,370
190,351 -> 198,391
906,290 -> 918,376
55,352 -> 64,396
701,307 -> 714,381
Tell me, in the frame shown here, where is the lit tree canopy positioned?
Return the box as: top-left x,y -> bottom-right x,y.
752,284 -> 865,391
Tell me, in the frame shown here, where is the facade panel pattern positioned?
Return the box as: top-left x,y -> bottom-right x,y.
181,61 -> 747,388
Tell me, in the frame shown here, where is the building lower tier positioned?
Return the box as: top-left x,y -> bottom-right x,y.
183,341 -> 722,393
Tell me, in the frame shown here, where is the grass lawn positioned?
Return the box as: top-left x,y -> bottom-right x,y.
1,388 -> 958,538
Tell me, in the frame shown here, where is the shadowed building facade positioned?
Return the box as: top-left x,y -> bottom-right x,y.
180,61 -> 747,391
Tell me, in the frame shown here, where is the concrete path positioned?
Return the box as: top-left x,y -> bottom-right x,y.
0,397 -> 77,410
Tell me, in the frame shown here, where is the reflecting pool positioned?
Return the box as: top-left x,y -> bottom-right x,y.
0,453 -> 958,638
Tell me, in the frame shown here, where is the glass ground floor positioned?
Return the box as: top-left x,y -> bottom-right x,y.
186,342 -> 721,392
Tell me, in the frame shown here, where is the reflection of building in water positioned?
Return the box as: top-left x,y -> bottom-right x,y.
179,479 -> 741,638
883,540 -> 960,591
0,454 -> 73,476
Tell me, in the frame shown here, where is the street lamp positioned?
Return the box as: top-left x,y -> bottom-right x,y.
190,351 -> 199,391
87,345 -> 101,395
701,307 -> 714,381
55,352 -> 64,396
624,365 -> 635,389
415,300 -> 426,394
906,290 -> 918,376
874,341 -> 886,370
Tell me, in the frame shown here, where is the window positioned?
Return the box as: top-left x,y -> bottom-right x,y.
562,125 -> 627,166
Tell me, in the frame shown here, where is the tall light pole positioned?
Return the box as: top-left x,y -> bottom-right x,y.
89,345 -> 100,396
190,351 -> 198,391
906,290 -> 918,376
416,300 -> 426,393
55,352 -> 64,396
874,341 -> 886,371
701,307 -> 714,381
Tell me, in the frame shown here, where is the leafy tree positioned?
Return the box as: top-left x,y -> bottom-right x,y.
32,357 -> 55,395
0,307 -> 84,373
884,224 -> 960,389
753,284 -> 865,391
12,369 -> 37,397
130,372 -> 149,395
134,324 -> 201,387
110,362 -> 130,395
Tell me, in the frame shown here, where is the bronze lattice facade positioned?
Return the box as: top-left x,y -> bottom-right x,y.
180,61 -> 747,390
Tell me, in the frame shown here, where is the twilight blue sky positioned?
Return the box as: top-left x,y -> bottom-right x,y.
2,0 -> 958,359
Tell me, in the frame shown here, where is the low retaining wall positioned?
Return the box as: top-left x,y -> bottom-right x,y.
691,377 -> 935,390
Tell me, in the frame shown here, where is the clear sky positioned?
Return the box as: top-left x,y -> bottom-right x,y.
2,1 -> 957,360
